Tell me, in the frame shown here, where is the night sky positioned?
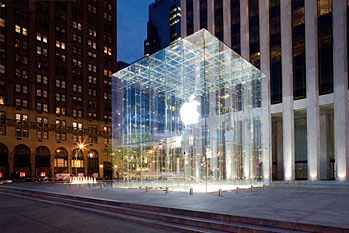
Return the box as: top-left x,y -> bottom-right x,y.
117,0 -> 154,64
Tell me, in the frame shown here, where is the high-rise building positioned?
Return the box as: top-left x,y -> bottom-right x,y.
0,0 -> 117,179
180,0 -> 349,181
144,0 -> 181,56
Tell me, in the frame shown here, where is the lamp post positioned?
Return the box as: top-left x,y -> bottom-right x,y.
75,143 -> 85,177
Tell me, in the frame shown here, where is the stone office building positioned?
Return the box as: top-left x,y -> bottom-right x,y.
180,0 -> 348,181
0,0 -> 117,179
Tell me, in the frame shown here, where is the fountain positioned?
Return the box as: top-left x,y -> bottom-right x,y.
70,176 -> 97,184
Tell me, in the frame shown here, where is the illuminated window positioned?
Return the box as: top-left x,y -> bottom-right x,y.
0,96 -> 4,105
37,33 -> 41,41
56,107 -> 60,114
0,18 -> 4,27
72,160 -> 83,168
43,35 -> 47,43
108,48 -> 112,55
61,42 -> 65,50
22,27 -> 27,36
15,25 -> 20,33
22,71 -> 28,79
56,40 -> 60,48
37,131 -> 42,139
0,65 -> 4,74
43,104 -> 48,112
37,46 -> 41,55
43,131 -> 48,139
22,85 -> 27,94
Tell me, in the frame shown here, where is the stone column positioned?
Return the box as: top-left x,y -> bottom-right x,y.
193,0 -> 200,32
240,0 -> 249,60
305,0 -> 320,180
280,0 -> 295,181
181,0 -> 187,38
333,0 -> 348,181
207,0 -> 214,34
223,0 -> 231,46
259,0 -> 271,181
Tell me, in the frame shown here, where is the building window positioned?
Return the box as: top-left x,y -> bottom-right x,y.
16,128 -> 21,137
186,0 -> 193,35
37,131 -> 42,139
0,65 -> 4,74
0,96 -> 4,105
0,18 -> 4,27
292,0 -> 306,99
15,25 -> 21,33
214,0 -> 223,41
249,0 -> 260,69
231,0 -> 240,54
269,0 -> 282,104
318,0 -> 333,95
43,104 -> 48,112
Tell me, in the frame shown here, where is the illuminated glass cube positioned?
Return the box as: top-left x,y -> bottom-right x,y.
113,29 -> 270,192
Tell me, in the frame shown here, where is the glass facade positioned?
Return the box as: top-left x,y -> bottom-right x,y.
231,0 -> 241,54
269,0 -> 282,104
113,29 -> 268,192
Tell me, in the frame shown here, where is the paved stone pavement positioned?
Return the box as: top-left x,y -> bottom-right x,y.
0,194 -> 172,233
4,181 -> 349,230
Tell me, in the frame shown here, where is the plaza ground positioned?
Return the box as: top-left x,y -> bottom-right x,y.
1,181 -> 349,232
0,194 -> 170,233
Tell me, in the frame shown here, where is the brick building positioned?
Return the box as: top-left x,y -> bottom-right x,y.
0,0 -> 117,179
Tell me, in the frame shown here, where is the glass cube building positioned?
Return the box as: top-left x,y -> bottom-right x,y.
113,29 -> 270,192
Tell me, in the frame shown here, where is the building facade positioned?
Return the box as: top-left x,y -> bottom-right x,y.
0,0 -> 116,179
180,0 -> 348,181
144,0 -> 181,56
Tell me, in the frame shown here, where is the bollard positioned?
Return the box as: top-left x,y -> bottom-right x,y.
146,186 -> 149,192
272,183 -> 276,189
189,188 -> 193,195
288,181 -> 291,187
301,181 -> 304,185
295,181 -> 298,185
100,183 -> 103,189
218,189 -> 223,197
251,186 -> 254,192
306,181 -> 308,185
281,182 -> 284,188
236,187 -> 240,194
89,184 -> 92,189
165,187 -> 169,194
263,184 -> 266,190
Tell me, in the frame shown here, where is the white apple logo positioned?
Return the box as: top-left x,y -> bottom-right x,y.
180,95 -> 200,125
